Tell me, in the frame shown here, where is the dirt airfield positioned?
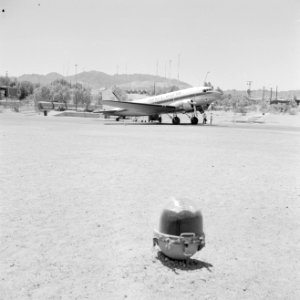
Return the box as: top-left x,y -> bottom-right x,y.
1,111 -> 300,299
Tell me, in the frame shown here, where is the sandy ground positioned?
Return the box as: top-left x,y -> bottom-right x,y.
0,111 -> 300,299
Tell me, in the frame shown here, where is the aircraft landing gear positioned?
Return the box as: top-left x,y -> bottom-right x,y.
172,116 -> 180,125
191,116 -> 198,125
158,116 -> 162,123
116,117 -> 120,121
189,101 -> 199,125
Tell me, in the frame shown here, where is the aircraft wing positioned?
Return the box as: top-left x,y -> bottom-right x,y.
102,100 -> 176,115
93,108 -> 126,114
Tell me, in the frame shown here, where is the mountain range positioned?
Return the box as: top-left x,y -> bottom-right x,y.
18,71 -> 191,90
16,71 -> 300,98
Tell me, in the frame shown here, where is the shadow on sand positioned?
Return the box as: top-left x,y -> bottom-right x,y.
103,121 -> 208,126
102,121 -> 300,132
156,251 -> 213,274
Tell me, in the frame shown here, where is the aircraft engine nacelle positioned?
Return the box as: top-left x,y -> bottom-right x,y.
174,100 -> 194,112
148,114 -> 160,121
148,114 -> 162,123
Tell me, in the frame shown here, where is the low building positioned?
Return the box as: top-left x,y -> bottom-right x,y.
0,86 -> 18,99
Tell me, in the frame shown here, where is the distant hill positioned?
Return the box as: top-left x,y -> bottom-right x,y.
16,72 -> 300,98
18,72 -> 64,85
18,71 -> 191,90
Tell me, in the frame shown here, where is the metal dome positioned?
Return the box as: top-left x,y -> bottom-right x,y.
153,197 -> 205,260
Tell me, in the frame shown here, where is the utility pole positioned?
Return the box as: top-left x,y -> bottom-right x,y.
246,81 -> 252,90
75,64 -> 78,111
169,60 -> 172,79
270,87 -> 273,101
246,80 -> 253,97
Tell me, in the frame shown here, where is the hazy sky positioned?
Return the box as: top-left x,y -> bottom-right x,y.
0,0 -> 299,89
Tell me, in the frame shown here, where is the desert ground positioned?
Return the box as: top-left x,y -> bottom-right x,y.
0,110 -> 299,299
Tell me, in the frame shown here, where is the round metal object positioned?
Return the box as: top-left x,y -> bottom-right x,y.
153,197 -> 205,260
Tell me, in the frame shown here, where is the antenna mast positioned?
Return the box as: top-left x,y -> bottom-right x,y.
203,71 -> 210,85
177,53 -> 181,80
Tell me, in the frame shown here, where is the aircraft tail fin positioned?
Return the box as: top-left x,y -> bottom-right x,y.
112,86 -> 128,102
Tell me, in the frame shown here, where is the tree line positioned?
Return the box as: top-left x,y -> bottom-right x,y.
0,76 -> 96,110
34,79 -> 94,111
0,76 -> 35,100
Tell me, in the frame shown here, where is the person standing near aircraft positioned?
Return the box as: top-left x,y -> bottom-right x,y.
209,112 -> 213,125
203,112 -> 207,124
